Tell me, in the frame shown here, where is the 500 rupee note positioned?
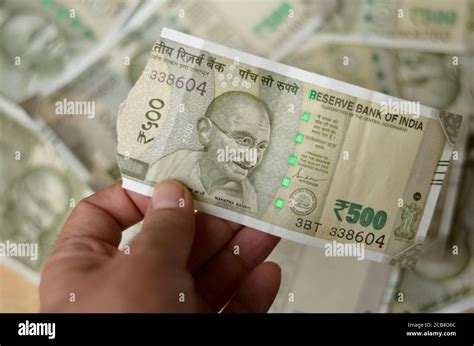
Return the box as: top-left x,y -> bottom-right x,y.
0,0 -> 139,102
316,0 -> 474,53
284,40 -> 474,118
159,0 -> 337,60
23,9 -> 168,189
117,28 -> 463,268
0,96 -> 90,276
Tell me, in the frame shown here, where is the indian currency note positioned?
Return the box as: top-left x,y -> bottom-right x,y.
0,0 -> 139,102
283,39 -> 474,118
158,0 -> 337,60
0,96 -> 90,276
390,131 -> 474,312
315,0 -> 474,53
117,28 -> 463,267
22,8 -> 168,189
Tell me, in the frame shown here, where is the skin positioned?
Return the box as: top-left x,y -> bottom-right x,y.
196,97 -> 271,196
40,180 -> 281,312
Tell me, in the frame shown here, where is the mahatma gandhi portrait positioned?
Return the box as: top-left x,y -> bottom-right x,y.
146,91 -> 272,213
395,52 -> 460,109
1,168 -> 70,271
0,5 -> 84,101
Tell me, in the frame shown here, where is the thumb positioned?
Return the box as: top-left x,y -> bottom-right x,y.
128,180 -> 195,270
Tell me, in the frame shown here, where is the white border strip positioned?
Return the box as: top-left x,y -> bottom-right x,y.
122,178 -> 154,196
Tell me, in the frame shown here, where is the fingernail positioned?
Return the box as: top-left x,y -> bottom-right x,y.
152,180 -> 184,210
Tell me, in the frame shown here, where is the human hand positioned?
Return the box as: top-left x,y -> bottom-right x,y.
40,180 -> 281,312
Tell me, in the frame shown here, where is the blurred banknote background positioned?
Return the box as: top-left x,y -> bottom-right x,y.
0,0 -> 473,313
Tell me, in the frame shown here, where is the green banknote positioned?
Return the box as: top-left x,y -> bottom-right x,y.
0,0 -> 138,102
316,0 -> 474,53
159,0 -> 336,60
117,28 -> 463,267
0,96 -> 90,277
23,9 -> 166,190
283,40 -> 473,118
